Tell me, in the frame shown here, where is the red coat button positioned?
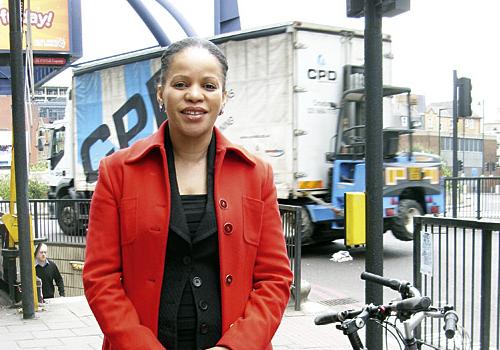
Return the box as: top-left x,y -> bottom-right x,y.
219,199 -> 228,209
224,223 -> 233,234
225,274 -> 233,285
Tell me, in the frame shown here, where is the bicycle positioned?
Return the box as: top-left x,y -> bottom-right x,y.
314,272 -> 469,350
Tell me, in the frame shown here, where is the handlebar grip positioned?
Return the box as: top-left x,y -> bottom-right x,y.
314,309 -> 362,325
314,311 -> 341,325
361,272 -> 403,292
395,296 -> 431,312
443,311 -> 459,339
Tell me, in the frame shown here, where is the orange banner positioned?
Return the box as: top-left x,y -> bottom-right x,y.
0,0 -> 70,52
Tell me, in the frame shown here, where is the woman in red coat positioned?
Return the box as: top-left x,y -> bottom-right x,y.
83,37 -> 293,350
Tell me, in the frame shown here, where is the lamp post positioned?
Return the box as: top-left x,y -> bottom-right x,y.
480,100 -> 485,174
438,108 -> 448,157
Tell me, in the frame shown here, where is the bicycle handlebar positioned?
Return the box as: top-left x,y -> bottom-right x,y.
390,296 -> 431,313
361,272 -> 409,293
314,309 -> 363,325
314,296 -> 431,326
443,310 -> 459,339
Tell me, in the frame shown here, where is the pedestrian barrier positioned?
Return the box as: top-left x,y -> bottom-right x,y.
444,176 -> 500,219
0,199 -> 89,245
1,200 -> 304,307
414,215 -> 500,349
279,204 -> 302,311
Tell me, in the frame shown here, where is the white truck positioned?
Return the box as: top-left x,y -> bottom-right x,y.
47,22 -> 443,242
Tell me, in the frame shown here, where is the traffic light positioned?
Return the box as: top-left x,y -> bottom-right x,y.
458,77 -> 472,117
458,160 -> 463,172
346,0 -> 410,18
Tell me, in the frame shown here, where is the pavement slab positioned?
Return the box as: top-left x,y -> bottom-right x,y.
0,296 -> 351,350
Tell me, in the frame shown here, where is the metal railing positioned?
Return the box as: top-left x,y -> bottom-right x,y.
0,200 -> 304,309
414,216 -> 500,349
0,199 -> 89,245
279,204 -> 302,311
444,176 -> 500,219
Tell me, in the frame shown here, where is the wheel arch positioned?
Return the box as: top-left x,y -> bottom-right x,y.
399,187 -> 426,214
55,179 -> 74,199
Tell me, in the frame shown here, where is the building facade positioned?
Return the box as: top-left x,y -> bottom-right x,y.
408,101 -> 498,176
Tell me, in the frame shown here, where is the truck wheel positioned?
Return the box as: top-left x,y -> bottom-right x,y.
57,195 -> 85,236
391,199 -> 423,241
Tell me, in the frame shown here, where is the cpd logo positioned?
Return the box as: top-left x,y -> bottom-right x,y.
307,54 -> 337,81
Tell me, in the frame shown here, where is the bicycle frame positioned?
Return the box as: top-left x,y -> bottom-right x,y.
402,308 -> 456,350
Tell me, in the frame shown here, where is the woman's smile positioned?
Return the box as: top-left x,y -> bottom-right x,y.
181,106 -> 209,121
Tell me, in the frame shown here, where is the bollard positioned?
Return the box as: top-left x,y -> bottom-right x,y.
36,277 -> 43,304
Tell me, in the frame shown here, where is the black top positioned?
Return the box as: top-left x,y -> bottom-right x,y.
176,194 -> 207,348
35,260 -> 65,299
181,194 -> 208,238
158,129 -> 222,350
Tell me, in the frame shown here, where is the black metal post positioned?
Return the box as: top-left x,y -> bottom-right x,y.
481,100 -> 485,175
33,201 -> 38,238
452,71 -> 458,217
364,1 -> 383,349
438,108 -> 448,158
438,109 -> 442,157
476,177 -> 481,220
294,207 -> 302,311
9,0 -> 35,318
480,230 -> 492,349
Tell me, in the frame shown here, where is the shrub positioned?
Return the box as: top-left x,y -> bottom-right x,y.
0,176 -> 48,200
29,161 -> 48,172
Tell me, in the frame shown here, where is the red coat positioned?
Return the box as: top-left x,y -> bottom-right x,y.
83,122 -> 293,350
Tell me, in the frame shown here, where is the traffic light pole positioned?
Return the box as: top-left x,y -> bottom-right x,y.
452,70 -> 458,217
364,1 -> 383,349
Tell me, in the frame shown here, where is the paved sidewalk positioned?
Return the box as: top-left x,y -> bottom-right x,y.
0,296 -> 354,350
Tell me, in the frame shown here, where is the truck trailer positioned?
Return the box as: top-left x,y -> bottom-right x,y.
46,22 -> 443,243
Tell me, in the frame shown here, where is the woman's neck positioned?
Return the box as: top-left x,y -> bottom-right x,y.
169,130 -> 212,163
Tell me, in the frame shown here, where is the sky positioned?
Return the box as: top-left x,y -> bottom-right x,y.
50,0 -> 500,121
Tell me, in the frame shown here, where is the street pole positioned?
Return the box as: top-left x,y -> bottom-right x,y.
364,1 -> 383,349
9,0 -> 35,318
462,115 -> 465,174
482,100 -> 485,175
452,71 -> 458,217
438,108 -> 447,158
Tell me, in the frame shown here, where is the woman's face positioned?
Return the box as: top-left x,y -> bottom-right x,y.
157,47 -> 227,141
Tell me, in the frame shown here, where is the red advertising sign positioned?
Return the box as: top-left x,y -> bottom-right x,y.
33,56 -> 67,65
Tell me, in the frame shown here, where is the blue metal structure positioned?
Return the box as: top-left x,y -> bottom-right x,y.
214,0 -> 241,35
126,0 -> 172,46
127,0 -> 240,45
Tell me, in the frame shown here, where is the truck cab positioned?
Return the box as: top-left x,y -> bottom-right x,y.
306,77 -> 443,243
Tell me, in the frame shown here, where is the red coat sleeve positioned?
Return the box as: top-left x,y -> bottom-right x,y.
83,159 -> 165,350
217,163 -> 293,349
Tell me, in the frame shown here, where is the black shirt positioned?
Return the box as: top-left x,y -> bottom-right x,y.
35,260 -> 65,299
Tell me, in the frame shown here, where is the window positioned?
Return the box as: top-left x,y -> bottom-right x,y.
47,88 -> 58,95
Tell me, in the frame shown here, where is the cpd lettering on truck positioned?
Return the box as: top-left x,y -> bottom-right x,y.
307,68 -> 337,81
